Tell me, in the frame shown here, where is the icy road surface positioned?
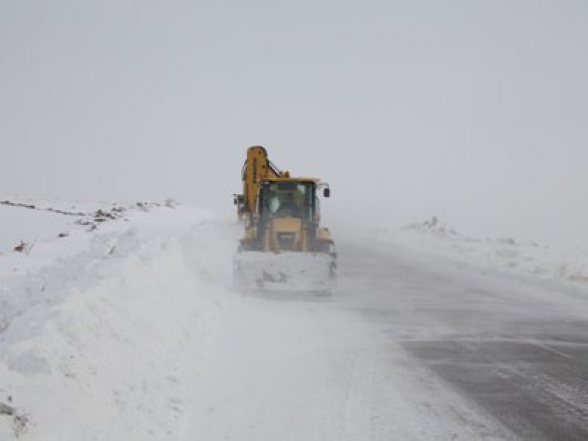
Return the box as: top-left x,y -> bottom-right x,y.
1,202 -> 588,440
339,240 -> 588,441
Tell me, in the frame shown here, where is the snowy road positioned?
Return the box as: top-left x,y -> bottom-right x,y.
187,237 -> 588,440
185,239 -> 514,441
339,240 -> 588,441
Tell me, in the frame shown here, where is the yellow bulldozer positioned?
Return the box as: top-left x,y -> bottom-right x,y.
233,146 -> 336,293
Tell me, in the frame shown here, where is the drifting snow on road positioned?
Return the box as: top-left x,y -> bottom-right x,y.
183,292 -> 515,441
1,198 -> 587,439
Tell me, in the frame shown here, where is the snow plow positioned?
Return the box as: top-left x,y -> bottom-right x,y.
233,146 -> 336,294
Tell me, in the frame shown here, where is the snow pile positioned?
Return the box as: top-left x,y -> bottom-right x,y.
0,200 -> 239,440
0,195 -> 183,253
0,196 -> 118,252
377,216 -> 588,287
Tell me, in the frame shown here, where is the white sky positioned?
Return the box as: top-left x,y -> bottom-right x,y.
1,1 -> 587,248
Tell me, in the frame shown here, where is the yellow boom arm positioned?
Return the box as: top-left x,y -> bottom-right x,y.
241,146 -> 282,217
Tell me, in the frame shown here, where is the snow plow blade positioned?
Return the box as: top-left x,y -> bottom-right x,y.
233,251 -> 336,294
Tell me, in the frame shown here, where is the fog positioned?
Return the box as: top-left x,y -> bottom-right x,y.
1,1 -> 587,248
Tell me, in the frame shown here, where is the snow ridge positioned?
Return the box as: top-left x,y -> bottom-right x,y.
378,217 -> 588,289
0,205 -> 234,439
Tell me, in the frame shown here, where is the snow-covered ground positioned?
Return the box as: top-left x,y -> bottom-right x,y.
0,197 -> 236,439
372,217 -> 588,291
2,198 -> 587,439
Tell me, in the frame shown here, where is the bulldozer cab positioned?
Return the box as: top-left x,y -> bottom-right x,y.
259,180 -> 315,222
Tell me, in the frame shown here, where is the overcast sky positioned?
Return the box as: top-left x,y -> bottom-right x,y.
1,1 -> 587,247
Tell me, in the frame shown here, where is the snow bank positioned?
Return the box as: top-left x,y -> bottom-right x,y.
0,200 -> 239,439
0,196 -> 125,252
374,217 -> 588,289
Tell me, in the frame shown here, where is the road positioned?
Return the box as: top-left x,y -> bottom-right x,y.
340,240 -> 588,441
183,234 -> 588,440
